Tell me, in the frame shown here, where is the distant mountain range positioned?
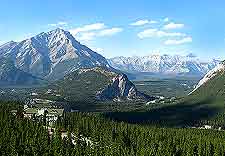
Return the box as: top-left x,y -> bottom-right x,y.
108,54 -> 220,76
0,28 -> 111,80
0,28 -> 220,80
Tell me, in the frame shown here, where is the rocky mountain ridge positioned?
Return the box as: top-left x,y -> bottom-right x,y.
108,54 -> 220,76
96,73 -> 152,101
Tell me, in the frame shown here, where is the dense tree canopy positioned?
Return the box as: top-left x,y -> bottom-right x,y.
1,102 -> 225,155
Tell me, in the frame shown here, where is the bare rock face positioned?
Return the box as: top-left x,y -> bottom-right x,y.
96,73 -> 152,101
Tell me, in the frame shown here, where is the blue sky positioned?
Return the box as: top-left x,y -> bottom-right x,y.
0,0 -> 225,60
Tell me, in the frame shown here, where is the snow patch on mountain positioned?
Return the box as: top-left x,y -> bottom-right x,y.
190,61 -> 225,94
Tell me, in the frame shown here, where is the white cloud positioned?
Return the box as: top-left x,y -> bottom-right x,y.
157,31 -> 186,37
163,17 -> 169,22
164,37 -> 192,45
98,28 -> 123,36
95,47 -> 104,52
70,23 -> 105,36
130,20 -> 149,26
76,32 -> 96,41
130,19 -> 157,26
137,29 -> 157,38
137,28 -> 186,39
73,24 -> 123,41
149,20 -> 158,24
48,21 -> 68,27
163,22 -> 184,30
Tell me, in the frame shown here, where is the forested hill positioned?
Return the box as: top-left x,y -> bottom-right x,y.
49,67 -> 152,103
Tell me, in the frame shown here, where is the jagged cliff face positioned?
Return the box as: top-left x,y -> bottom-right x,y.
0,29 -> 111,80
96,74 -> 151,100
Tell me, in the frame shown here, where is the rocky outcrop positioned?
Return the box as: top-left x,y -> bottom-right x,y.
96,73 -> 153,101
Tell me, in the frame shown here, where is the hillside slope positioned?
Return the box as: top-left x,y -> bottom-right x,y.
105,62 -> 225,127
0,58 -> 44,86
188,61 -> 225,103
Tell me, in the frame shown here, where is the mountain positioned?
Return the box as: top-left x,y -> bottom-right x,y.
106,61 -> 225,127
108,54 -> 220,76
0,28 -> 111,80
189,61 -> 225,100
0,57 -> 44,86
176,60 -> 225,124
51,67 -> 153,103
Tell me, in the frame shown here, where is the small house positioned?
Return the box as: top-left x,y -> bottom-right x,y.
24,108 -> 38,118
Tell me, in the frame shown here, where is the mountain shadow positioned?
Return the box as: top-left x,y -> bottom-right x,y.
103,98 -> 222,127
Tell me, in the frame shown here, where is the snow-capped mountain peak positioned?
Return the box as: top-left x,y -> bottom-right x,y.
0,28 -> 111,80
108,54 -> 220,76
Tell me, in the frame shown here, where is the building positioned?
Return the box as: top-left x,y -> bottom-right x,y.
24,108 -> 38,118
199,125 -> 213,129
31,92 -> 38,96
203,125 -> 212,129
22,106 -> 64,126
44,108 -> 64,126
